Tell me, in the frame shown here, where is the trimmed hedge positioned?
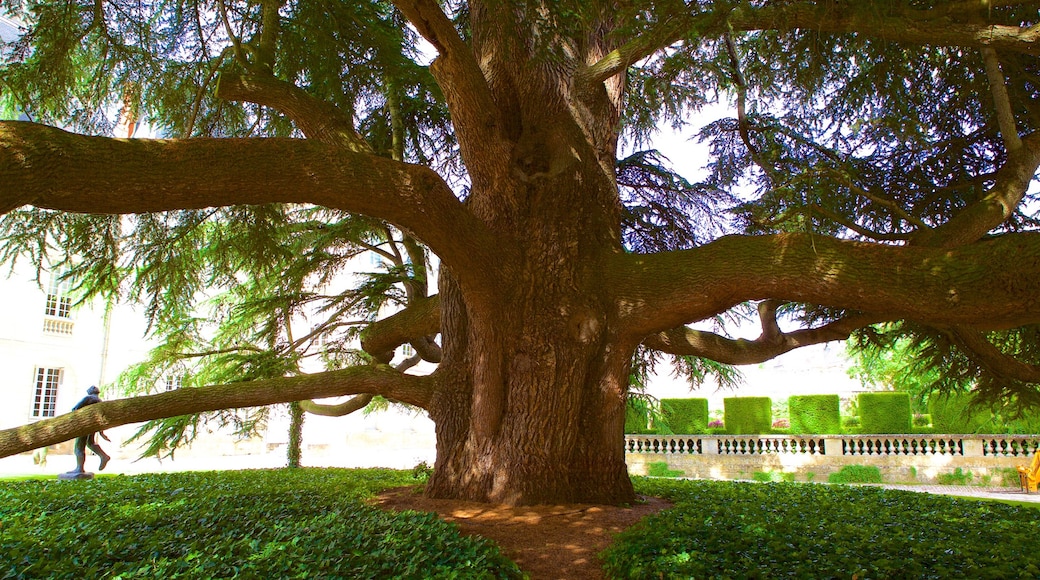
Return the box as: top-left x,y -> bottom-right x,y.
788,395 -> 842,434
858,392 -> 911,434
928,392 -> 994,434
723,397 -> 772,435
660,398 -> 709,434
0,469 -> 522,579
603,478 -> 1040,579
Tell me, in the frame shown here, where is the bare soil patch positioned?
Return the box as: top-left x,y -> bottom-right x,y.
372,486 -> 670,579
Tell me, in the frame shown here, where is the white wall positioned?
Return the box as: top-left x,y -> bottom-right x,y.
0,260 -> 154,431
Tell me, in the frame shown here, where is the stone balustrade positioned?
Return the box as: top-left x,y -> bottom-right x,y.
624,434 -> 1040,484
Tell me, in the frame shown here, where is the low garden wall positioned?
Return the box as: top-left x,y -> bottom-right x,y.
625,433 -> 1040,485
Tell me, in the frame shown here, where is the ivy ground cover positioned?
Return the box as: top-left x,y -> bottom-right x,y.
0,468 -> 522,579
603,478 -> 1040,579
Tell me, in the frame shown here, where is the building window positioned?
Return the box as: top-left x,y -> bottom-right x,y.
31,367 -> 62,418
44,272 -> 72,318
43,271 -> 74,334
401,343 -> 415,356
164,374 -> 183,391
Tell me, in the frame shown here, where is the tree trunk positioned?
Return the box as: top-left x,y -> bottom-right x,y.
425,270 -> 636,505
422,134 -> 637,504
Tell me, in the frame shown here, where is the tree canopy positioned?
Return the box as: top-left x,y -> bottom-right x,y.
1,0 -> 1039,504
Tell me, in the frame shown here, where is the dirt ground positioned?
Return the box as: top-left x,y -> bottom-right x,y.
372,486 -> 670,580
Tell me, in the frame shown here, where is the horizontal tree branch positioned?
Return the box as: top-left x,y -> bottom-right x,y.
727,2 -> 1040,56
644,304 -> 881,365
611,231 -> 1040,339
0,366 -> 434,458
585,1 -> 1040,85
0,121 -> 512,295
300,393 -> 375,417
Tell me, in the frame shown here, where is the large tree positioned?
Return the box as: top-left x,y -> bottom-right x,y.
2,0 -> 1040,505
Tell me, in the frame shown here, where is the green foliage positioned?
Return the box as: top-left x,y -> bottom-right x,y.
997,468 -> 1024,487
411,461 -> 434,482
287,401 -> 304,468
936,468 -> 974,486
0,469 -> 522,579
659,398 -> 708,434
603,479 -> 1040,579
847,334 -> 942,413
646,462 -> 684,478
752,471 -> 794,483
842,416 -> 861,433
624,395 -> 654,434
788,395 -> 842,435
929,392 -> 997,434
828,465 -> 883,484
858,392 -> 912,434
723,397 -> 771,435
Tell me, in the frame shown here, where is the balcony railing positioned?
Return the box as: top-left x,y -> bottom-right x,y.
624,434 -> 1040,458
42,316 -> 74,335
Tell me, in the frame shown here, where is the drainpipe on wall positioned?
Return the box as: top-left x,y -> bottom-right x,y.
98,297 -> 113,387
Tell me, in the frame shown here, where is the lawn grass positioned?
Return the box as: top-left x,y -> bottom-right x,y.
947,494 -> 1040,510
603,478 -> 1040,579
0,468 -> 522,579
5,469 -> 1039,579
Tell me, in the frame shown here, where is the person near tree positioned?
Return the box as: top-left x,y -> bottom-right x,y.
69,386 -> 111,473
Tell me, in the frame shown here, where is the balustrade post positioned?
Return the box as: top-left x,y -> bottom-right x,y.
962,438 -> 983,457
702,438 -> 720,455
823,438 -> 842,456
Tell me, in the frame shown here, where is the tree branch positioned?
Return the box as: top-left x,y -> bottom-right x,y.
215,73 -> 371,151
390,0 -> 513,185
580,5 -> 719,86
0,366 -> 434,458
912,132 -> 1040,248
360,294 -> 441,363
726,2 -> 1040,56
947,327 -> 1040,383
0,121 -> 512,295
299,393 -> 374,417
644,304 -> 881,365
584,1 -> 1040,85
610,231 -> 1040,339
981,47 -> 1023,152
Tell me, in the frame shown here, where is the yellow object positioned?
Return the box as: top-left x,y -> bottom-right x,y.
1017,450 -> 1040,493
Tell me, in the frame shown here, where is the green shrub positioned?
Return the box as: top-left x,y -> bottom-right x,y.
858,392 -> 911,434
928,392 -> 995,434
936,468 -> 974,486
752,471 -> 795,483
659,398 -> 709,434
412,460 -> 434,482
788,395 -> 842,434
0,469 -> 523,579
603,479 -> 1040,579
997,467 -> 1023,487
828,465 -> 883,484
646,461 -> 684,478
723,397 -> 772,435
